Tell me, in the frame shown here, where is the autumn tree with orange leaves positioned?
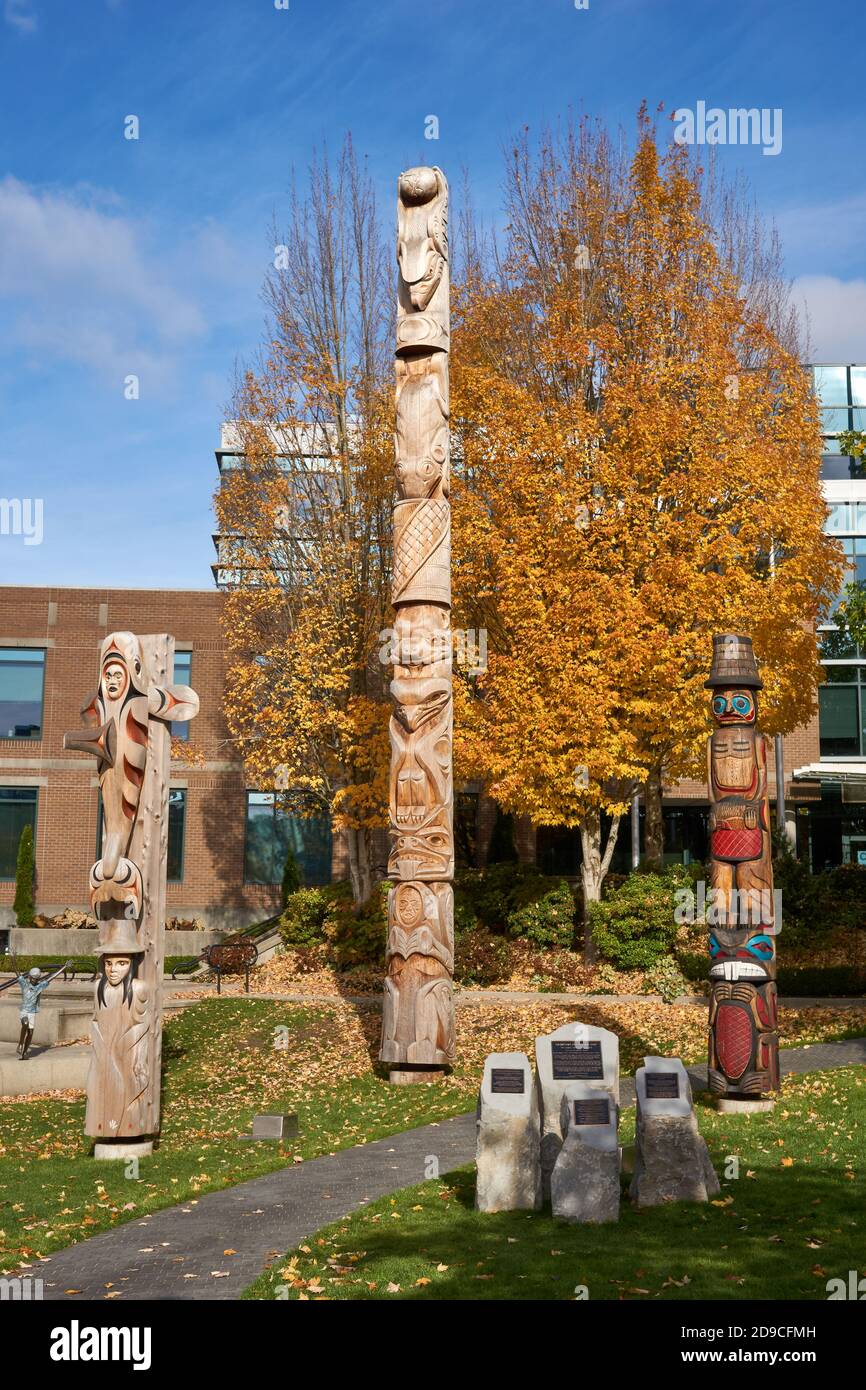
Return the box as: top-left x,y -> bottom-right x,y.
450,115 -> 842,941
215,139 -> 393,907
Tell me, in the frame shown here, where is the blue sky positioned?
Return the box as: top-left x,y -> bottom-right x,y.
1,0 -> 864,588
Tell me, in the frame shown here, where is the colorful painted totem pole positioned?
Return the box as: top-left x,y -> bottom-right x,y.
379,167 -> 456,1081
705,634 -> 779,1101
64,633 -> 198,1152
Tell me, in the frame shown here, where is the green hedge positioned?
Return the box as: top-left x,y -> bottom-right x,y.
506,880 -> 577,949
278,881 -> 386,967
454,927 -> 510,986
676,950 -> 866,997
1,955 -> 200,976
588,868 -> 688,969
455,863 -> 555,928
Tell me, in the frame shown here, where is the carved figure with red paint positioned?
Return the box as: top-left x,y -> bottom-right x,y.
705,634 -> 779,1098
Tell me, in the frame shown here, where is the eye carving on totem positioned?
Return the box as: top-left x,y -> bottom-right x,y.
711,688 -> 756,724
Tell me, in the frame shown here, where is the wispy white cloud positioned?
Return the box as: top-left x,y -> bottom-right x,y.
792,275 -> 866,363
0,177 -> 208,386
777,194 -> 866,271
4,0 -> 37,34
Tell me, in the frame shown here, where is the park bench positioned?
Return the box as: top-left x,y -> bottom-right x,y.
199,941 -> 258,994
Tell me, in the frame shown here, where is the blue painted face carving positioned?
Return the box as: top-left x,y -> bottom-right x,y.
708,930 -> 774,981
743,934 -> 774,961
712,687 -> 756,724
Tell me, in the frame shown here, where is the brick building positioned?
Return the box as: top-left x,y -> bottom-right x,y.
0,586 -> 334,930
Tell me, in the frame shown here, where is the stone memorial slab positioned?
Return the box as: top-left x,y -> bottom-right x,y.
475,1052 -> 541,1212
630,1056 -> 720,1207
550,1082 -> 620,1224
241,1113 -> 299,1142
535,1023 -> 619,1197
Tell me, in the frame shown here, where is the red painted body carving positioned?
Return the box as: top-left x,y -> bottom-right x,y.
705,635 -> 779,1099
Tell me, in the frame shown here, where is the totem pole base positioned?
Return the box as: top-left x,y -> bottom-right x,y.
715,1095 -> 776,1115
93,1139 -> 155,1160
388,1065 -> 449,1086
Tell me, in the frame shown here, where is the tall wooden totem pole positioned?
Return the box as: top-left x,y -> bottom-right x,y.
379,166 -> 456,1082
705,634 -> 779,1105
64,633 -> 198,1153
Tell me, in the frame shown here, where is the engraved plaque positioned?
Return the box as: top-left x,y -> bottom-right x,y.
551,1039 -> 603,1080
573,1098 -> 610,1127
645,1072 -> 680,1100
490,1068 -> 525,1095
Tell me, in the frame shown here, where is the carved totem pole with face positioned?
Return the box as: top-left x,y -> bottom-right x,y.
64,633 -> 198,1147
379,167 -> 456,1079
705,634 -> 779,1099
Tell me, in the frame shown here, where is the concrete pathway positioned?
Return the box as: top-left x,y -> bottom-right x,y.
23,1035 -> 866,1303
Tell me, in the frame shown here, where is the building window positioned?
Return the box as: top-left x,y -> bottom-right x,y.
814,363 -> 866,474
0,787 -> 38,880
819,657 -> 866,757
243,791 -> 332,886
96,787 -> 186,881
0,648 -> 45,740
167,789 -> 186,881
171,651 -> 192,741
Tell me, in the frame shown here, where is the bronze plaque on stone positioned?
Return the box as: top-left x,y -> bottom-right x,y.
490,1068 -> 525,1095
645,1072 -> 680,1100
573,1098 -> 610,1126
551,1039 -> 603,1080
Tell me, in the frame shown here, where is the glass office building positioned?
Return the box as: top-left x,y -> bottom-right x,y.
800,364 -> 866,867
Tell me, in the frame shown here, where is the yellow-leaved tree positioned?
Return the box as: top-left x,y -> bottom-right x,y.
215,139 -> 393,906
450,113 -> 843,946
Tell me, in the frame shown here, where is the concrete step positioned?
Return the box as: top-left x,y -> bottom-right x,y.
0,1041 -> 90,1096
0,998 -> 93,1045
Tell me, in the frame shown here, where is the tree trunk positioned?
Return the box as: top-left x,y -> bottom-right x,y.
345,825 -> 374,908
644,764 -> 664,872
579,811 -> 621,964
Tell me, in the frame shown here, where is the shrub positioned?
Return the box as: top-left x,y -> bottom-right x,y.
822,865 -> 866,930
675,948 -> 706,983
590,962 -> 621,994
456,862 -> 561,930
775,964 -> 866,996
772,831 -> 822,941
454,927 -> 510,986
588,869 -> 682,970
506,880 -> 577,949
13,825 -> 35,927
279,887 -> 333,948
643,956 -> 691,1002
322,880 -> 387,968
453,891 -> 479,937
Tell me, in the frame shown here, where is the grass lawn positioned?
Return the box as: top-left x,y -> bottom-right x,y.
0,998 -> 470,1274
243,1066 -> 866,1301
1,994 -> 862,1276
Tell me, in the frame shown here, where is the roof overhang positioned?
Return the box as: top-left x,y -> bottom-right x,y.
793,762 -> 866,785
